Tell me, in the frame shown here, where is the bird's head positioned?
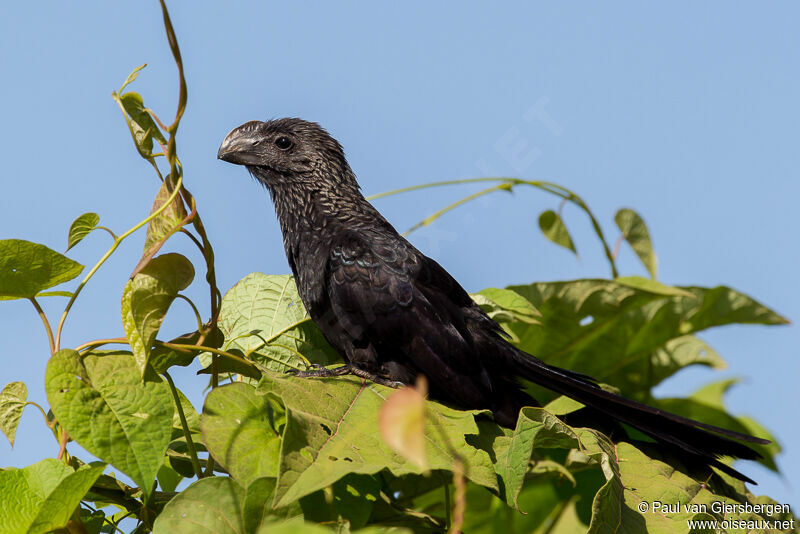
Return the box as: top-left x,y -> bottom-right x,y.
217,118 -> 356,190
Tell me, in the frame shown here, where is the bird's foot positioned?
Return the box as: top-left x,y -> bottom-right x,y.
292,364 -> 352,378
349,367 -> 406,388
290,363 -> 405,388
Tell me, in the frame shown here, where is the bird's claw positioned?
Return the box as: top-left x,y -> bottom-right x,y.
291,364 -> 352,378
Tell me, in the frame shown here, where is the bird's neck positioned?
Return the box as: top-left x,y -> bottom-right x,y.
268,180 -> 388,267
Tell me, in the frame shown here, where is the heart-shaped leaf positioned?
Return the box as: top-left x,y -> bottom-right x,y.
0,239 -> 83,301
45,349 -> 173,496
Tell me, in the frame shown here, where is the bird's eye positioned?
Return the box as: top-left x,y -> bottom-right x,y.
274,136 -> 293,150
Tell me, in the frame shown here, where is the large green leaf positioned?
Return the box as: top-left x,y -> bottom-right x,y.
153,476 -> 303,534
459,477 -> 570,534
581,433 -> 794,534
486,407 -> 580,510
45,349 -> 173,496
0,239 -> 83,300
506,279 -> 787,400
201,383 -> 283,487
217,273 -> 340,373
258,373 -> 497,508
615,208 -> 657,278
471,408 -> 793,533
0,459 -> 104,534
153,477 -> 247,534
472,287 -> 540,325
0,382 -> 27,446
121,253 -> 194,375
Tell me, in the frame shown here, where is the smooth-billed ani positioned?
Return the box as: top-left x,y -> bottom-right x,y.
218,117 -> 768,483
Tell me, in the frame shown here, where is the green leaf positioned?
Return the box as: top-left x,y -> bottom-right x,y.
678,285 -> 790,332
604,334 -> 727,401
201,383 -> 282,487
154,476 -> 303,533
472,287 -> 540,326
170,386 -> 201,435
506,279 -> 786,400
460,477 -> 570,534
582,432 -> 791,534
0,382 -> 27,446
243,478 -> 290,532
151,327 -> 226,375
0,239 -> 83,301
79,508 -> 105,534
149,345 -> 196,375
614,276 -> 693,298
538,210 -> 576,254
258,373 -> 497,508
471,413 -> 795,534
615,208 -> 657,278
330,474 -> 382,529
488,407 -> 580,509
0,459 -> 104,534
156,462 -> 183,493
218,273 -> 341,373
115,91 -> 166,159
133,180 -> 189,276
45,349 -> 173,496
121,253 -> 194,375
153,477 -> 246,534
66,212 -> 100,251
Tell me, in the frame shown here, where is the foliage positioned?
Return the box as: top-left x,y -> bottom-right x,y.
0,2 -> 794,533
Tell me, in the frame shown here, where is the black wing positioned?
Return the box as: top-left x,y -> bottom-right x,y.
323,228 -> 500,407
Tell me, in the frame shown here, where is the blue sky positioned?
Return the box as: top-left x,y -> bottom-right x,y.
1,1 -> 798,510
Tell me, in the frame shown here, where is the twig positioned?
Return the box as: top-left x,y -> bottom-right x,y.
162,371 -> 203,479
28,297 -> 55,355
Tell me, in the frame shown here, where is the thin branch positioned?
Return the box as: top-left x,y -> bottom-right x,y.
25,401 -> 53,429
402,183 -> 512,237
95,226 -> 118,240
179,228 -> 205,253
366,177 -> 522,201
162,371 -> 203,479
28,297 -> 55,355
175,294 -> 204,332
158,341 -> 257,370
54,174 -> 184,350
57,428 -> 69,461
75,338 -> 129,352
369,176 -> 619,278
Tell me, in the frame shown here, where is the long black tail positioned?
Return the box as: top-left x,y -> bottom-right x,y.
509,348 -> 769,484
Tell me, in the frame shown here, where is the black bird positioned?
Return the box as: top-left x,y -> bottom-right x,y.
218,118 -> 768,483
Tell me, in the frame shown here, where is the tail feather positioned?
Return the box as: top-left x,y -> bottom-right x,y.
509,348 -> 769,483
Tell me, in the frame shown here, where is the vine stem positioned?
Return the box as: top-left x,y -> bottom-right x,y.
74,338 -> 128,352
25,401 -> 55,432
158,342 -> 257,370
369,176 -> 619,278
162,371 -> 203,479
96,226 -> 118,240
54,174 -> 184,351
72,337 -> 255,372
443,482 -> 451,529
401,183 -> 512,237
28,297 -> 55,355
176,294 -> 204,332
